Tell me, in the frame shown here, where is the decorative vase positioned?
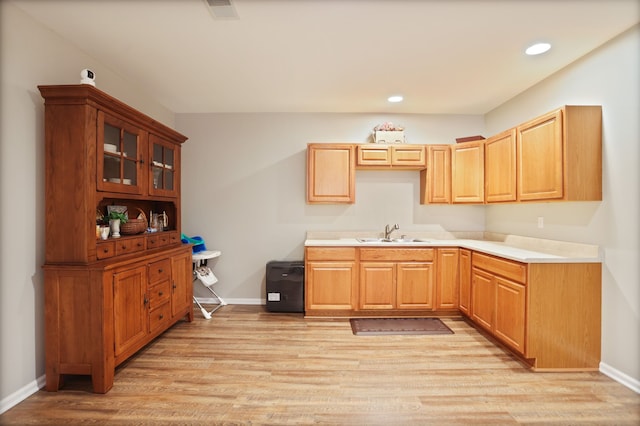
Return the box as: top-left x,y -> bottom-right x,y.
109,219 -> 121,238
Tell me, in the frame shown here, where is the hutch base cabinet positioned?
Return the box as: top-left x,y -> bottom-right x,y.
44,246 -> 193,393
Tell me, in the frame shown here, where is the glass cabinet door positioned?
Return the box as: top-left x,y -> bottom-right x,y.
97,112 -> 145,195
149,134 -> 179,197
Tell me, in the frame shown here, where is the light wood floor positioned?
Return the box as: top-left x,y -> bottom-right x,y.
2,305 -> 639,425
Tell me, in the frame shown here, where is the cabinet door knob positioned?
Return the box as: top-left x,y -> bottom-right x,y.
158,291 -> 164,296
159,314 -> 164,320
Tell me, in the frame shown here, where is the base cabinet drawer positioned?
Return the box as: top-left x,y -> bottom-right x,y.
150,302 -> 172,333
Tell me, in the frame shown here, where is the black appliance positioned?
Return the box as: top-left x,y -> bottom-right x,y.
266,261 -> 304,313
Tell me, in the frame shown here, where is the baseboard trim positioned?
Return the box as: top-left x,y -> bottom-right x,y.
0,374 -> 45,414
194,297 -> 264,305
600,362 -> 640,394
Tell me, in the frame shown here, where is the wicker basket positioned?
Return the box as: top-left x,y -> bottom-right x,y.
120,208 -> 148,235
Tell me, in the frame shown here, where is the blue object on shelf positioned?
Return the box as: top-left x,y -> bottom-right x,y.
181,234 -> 207,253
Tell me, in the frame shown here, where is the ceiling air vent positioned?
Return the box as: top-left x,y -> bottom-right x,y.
205,0 -> 239,19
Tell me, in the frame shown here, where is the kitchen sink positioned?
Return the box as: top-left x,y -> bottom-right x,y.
356,238 -> 432,243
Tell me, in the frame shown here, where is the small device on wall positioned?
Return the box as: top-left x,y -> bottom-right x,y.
80,69 -> 96,86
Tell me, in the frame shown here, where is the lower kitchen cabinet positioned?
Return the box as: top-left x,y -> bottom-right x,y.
471,267 -> 495,331
470,252 -> 600,370
305,247 -> 358,312
359,260 -> 435,310
44,245 -> 194,393
458,248 -> 472,316
359,248 -> 435,311
435,248 -> 459,310
494,276 -> 526,354
471,253 -> 527,354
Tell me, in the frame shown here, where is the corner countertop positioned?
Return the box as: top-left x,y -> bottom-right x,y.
304,232 -> 601,264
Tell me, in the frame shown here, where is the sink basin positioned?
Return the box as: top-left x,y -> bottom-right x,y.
356,238 -> 387,243
356,238 -> 431,243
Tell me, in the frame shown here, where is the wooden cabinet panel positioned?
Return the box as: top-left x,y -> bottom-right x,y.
436,248 -> 459,310
471,268 -> 494,331
148,259 -> 171,284
485,129 -> 517,203
517,106 -> 602,202
458,249 -> 471,316
360,262 -> 396,309
113,265 -> 148,358
390,145 -> 425,167
360,248 -> 434,262
307,144 -> 355,204
495,277 -> 526,354
96,241 -> 116,260
97,111 -> 146,195
420,145 -> 451,204
306,247 -> 356,261
149,302 -> 172,334
451,141 -> 484,203
114,237 -> 145,256
517,109 -> 564,201
473,253 -> 526,284
149,280 -> 171,308
526,263 -> 601,370
306,261 -> 357,310
149,134 -> 180,198
357,145 -> 426,169
171,251 -> 193,319
357,145 -> 390,166
396,262 -> 435,309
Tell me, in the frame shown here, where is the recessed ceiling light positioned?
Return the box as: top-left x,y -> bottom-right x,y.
525,42 -> 551,56
388,95 -> 403,103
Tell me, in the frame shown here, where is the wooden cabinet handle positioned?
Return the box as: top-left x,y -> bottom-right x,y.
158,291 -> 164,296
103,248 -> 109,253
144,295 -> 148,305
158,268 -> 163,273
159,314 -> 164,320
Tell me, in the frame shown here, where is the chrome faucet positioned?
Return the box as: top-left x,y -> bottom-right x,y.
384,223 -> 399,240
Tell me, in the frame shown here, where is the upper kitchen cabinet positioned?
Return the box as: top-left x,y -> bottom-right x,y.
307,143 -> 356,204
484,129 -> 517,203
420,145 -> 451,204
517,106 -> 602,202
451,140 -> 485,203
357,144 -> 426,169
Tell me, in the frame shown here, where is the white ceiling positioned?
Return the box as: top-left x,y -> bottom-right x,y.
13,0 -> 640,114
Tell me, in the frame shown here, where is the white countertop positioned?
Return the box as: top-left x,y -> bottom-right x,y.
304,234 -> 601,264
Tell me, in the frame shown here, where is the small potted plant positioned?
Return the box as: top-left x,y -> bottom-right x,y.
108,211 -> 128,238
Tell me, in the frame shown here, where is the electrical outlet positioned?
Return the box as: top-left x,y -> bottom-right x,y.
537,217 -> 544,229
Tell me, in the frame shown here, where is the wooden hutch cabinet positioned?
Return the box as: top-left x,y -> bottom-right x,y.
39,85 -> 193,393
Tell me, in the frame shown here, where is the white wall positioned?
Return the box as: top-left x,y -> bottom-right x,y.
177,113 -> 486,301
483,25 -> 640,385
0,3 -> 175,410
